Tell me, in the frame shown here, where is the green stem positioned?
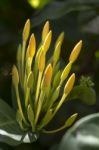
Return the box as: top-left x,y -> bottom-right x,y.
21,41 -> 26,84
42,125 -> 66,134
35,91 -> 44,124
35,71 -> 42,106
41,93 -> 67,128
15,86 -> 29,126
25,87 -> 30,108
53,94 -> 66,115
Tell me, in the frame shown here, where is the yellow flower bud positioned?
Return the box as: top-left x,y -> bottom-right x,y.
64,73 -> 75,95
23,19 -> 30,42
53,41 -> 61,65
69,40 -> 82,63
55,32 -> 64,48
38,50 -> 45,72
43,30 -> 52,53
42,21 -> 50,42
28,34 -> 36,58
43,64 -> 53,87
61,62 -> 72,84
12,65 -> 19,87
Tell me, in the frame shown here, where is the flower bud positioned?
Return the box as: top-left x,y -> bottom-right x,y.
69,40 -> 82,63
43,30 -> 52,53
65,113 -> 78,127
53,41 -> 61,65
43,64 -> 53,87
42,21 -> 50,42
28,34 -> 36,58
55,32 -> 64,48
23,19 -> 30,42
61,62 -> 72,84
64,73 -> 75,95
38,50 -> 45,72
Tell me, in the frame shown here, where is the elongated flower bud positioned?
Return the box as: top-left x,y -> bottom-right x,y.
69,40 -> 82,63
43,64 -> 53,87
64,73 -> 75,95
43,30 -> 52,53
12,65 -> 19,87
55,32 -> 64,48
38,50 -> 45,72
28,34 -> 36,58
42,21 -> 50,42
65,113 -> 78,127
53,41 -> 61,65
23,19 -> 30,42
61,62 -> 72,84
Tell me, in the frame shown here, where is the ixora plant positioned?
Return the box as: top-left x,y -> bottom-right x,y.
0,19 -> 96,146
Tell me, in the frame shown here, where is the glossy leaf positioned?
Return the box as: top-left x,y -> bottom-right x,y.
0,99 -> 38,146
59,113 -> 99,150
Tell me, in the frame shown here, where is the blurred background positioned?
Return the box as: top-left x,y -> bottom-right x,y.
0,0 -> 99,149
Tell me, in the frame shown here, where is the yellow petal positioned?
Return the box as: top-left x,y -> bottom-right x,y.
61,62 -> 72,84
43,30 -> 52,53
42,21 -> 50,42
55,32 -> 64,48
43,64 -> 53,87
53,41 -> 61,65
38,49 -> 45,72
28,34 -> 36,58
64,73 -> 75,95
69,40 -> 82,63
23,19 -> 30,42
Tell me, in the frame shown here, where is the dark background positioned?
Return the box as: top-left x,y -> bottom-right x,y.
0,0 -> 99,149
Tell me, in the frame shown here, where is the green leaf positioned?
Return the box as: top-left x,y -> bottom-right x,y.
0,99 -> 38,146
69,85 -> 96,105
59,113 -> 99,150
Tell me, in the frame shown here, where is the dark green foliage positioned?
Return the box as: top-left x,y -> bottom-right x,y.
0,99 -> 38,146
59,113 -> 99,150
